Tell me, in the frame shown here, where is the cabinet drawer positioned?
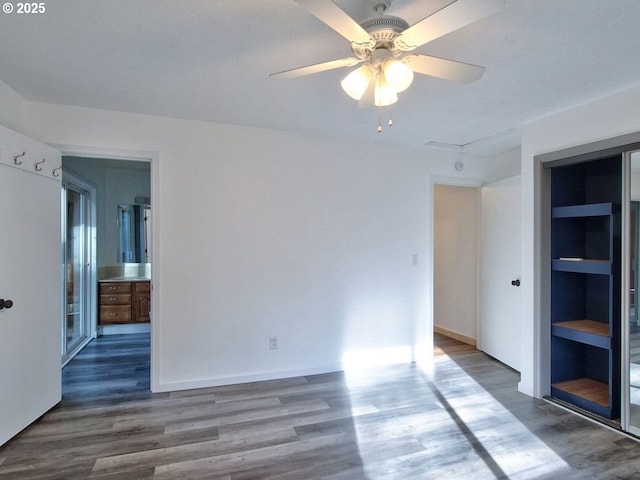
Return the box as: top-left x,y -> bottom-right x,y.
99,282 -> 131,294
100,294 -> 131,305
134,281 -> 150,294
99,305 -> 131,324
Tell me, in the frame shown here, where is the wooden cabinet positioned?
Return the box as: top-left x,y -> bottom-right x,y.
549,155 -> 621,420
99,281 -> 150,325
132,281 -> 151,323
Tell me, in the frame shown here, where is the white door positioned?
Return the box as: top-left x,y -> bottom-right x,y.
478,175 -> 522,370
0,127 -> 62,446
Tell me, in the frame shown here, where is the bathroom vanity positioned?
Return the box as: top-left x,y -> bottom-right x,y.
99,280 -> 150,325
98,263 -> 151,325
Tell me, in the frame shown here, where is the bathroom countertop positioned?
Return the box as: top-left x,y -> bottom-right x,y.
98,277 -> 150,282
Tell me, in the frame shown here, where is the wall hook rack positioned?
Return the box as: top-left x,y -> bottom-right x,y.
13,151 -> 26,165
52,167 -> 62,177
34,158 -> 46,172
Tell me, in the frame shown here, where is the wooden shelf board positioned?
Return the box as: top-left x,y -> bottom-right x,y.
552,259 -> 611,274
553,320 -> 609,337
552,203 -> 612,218
552,378 -> 609,407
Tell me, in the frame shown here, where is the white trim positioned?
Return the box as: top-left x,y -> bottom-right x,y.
430,175 -> 483,188
154,365 -> 345,393
53,144 -> 154,163
526,155 -> 550,399
434,326 -> 476,346
54,143 -> 160,392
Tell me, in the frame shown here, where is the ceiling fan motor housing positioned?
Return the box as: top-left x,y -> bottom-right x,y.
352,15 -> 410,59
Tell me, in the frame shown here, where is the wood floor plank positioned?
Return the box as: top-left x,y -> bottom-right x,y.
1,333 -> 640,479
92,428 -> 298,475
153,432 -> 356,480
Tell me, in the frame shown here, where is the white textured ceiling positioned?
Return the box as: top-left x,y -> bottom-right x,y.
1,0 -> 640,156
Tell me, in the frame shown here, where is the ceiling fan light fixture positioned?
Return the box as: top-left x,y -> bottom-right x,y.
374,73 -> 398,107
341,65 -> 373,100
383,58 -> 413,93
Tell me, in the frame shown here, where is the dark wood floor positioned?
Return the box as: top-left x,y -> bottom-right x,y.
1,333 -> 640,479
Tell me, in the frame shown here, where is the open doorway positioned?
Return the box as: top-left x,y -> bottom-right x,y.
433,184 -> 479,350
61,156 -> 152,379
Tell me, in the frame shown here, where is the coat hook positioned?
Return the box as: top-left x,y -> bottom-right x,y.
52,167 -> 62,177
35,158 -> 46,172
13,151 -> 26,165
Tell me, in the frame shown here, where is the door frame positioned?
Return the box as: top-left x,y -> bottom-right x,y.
535,134 -> 640,431
61,170 -> 98,366
54,144 -> 160,391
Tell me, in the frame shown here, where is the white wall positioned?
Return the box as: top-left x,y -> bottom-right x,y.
483,147 -> 521,183
63,157 -> 150,267
22,101 -> 492,392
520,83 -> 640,397
10,81 -> 636,398
433,185 -> 479,341
0,79 -> 27,133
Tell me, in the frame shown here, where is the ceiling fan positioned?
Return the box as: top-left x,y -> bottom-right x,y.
271,0 -> 503,124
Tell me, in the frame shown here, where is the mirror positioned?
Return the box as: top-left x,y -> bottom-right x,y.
117,204 -> 150,263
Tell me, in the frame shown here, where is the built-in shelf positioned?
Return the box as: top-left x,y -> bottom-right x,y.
552,320 -> 610,349
549,156 -> 621,421
552,378 -> 609,408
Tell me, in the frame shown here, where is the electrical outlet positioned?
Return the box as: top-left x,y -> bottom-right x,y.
269,336 -> 278,350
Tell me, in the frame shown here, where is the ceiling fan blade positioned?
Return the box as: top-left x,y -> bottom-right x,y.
295,0 -> 375,48
394,0 -> 504,51
403,54 -> 485,83
270,57 -> 362,80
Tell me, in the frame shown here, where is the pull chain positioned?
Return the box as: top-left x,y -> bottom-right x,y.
376,107 -> 394,132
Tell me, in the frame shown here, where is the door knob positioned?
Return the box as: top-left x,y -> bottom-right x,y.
0,299 -> 13,310
511,279 -> 520,287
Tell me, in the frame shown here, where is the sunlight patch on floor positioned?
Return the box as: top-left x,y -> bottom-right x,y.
341,356 -> 570,478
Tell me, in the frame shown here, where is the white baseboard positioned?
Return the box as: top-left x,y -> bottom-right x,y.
153,364 -> 345,393
434,326 -> 476,346
98,323 -> 151,336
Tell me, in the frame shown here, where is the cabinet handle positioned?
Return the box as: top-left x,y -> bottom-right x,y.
511,279 -> 521,287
